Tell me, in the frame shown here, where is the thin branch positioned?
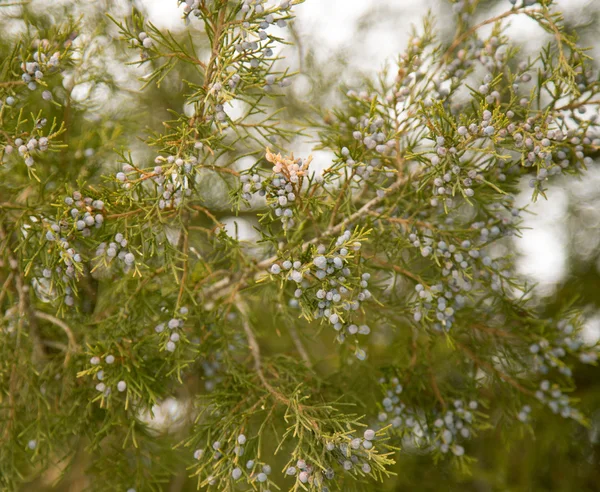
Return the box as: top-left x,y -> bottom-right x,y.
177,221 -> 190,308
442,7 -> 541,63
236,297 -> 293,406
256,176 -> 408,271
34,311 -> 78,366
0,272 -> 14,307
457,342 -> 534,397
427,346 -> 446,410
287,323 -> 312,369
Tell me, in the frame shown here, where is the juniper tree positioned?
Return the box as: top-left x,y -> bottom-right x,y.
1,0 -> 600,490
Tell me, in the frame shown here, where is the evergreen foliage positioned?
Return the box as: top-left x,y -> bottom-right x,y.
0,0 -> 599,490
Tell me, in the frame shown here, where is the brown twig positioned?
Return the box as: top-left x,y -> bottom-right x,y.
236,297 -> 293,406
255,176 -> 408,271
427,346 -> 446,410
369,256 -> 429,288
287,323 -> 312,369
442,8 -> 541,63
177,224 -> 190,308
328,169 -> 356,229
34,311 -> 78,367
457,342 -> 534,396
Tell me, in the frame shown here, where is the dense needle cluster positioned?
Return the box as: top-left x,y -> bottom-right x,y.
1,0 -> 600,491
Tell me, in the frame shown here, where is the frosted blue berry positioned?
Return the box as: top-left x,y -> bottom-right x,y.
232,467 -> 242,480
117,380 -> 127,392
270,264 -> 281,274
257,472 -> 267,482
364,429 -> 375,441
313,256 -> 327,270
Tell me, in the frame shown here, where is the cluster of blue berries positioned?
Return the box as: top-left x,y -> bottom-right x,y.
285,429 -> 377,488
517,404 -> 532,422
344,110 -> 397,179
43,225 -> 83,279
89,353 -> 127,397
193,433 -> 274,488
408,202 -> 521,330
155,307 -> 188,353
65,191 -> 105,237
19,46 -> 60,97
116,155 -> 197,209
409,236 -> 479,330
375,379 -> 478,458
135,31 -> 153,50
535,379 -> 583,422
270,231 -> 372,358
260,150 -> 310,229
95,233 -> 136,270
529,319 -> 599,375
240,171 -> 266,202
4,134 -> 51,168
32,265 -> 75,306
181,0 -> 293,105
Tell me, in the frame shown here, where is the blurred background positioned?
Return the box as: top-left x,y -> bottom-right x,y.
2,0 -> 600,489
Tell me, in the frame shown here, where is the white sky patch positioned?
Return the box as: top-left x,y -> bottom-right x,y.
221,216 -> 260,242
583,312 -> 600,346
515,186 -> 569,295
144,0 -> 183,30
138,397 -> 190,432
